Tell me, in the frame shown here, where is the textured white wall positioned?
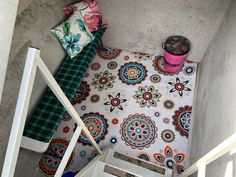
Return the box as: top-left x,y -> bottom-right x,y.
0,1 -> 78,176
99,0 -> 231,62
0,0 -> 234,176
190,0 -> 236,176
0,0 -> 19,104
17,0 -> 31,15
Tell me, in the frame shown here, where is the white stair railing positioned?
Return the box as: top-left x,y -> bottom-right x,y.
179,132 -> 236,177
1,47 -> 102,177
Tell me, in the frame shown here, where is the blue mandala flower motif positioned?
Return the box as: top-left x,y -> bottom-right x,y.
78,112 -> 108,145
173,106 -> 192,138
153,146 -> 185,174
120,114 -> 157,149
180,112 -> 191,131
118,62 -> 147,85
39,139 -> 73,176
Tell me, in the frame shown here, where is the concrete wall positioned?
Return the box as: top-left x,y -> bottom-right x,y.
0,0 -> 78,176
189,0 -> 236,176
17,0 -> 31,15
0,0 -> 19,105
0,0 -> 234,176
99,0 -> 231,62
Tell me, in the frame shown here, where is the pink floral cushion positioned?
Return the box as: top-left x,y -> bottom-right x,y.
64,0 -> 107,32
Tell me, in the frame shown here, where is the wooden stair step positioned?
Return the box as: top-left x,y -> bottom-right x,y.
113,151 -> 166,174
75,148 -> 173,177
104,149 -> 172,177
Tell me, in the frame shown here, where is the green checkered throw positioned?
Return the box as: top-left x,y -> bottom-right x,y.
23,28 -> 106,142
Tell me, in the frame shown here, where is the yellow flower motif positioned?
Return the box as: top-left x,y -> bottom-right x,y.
91,70 -> 116,91
133,85 -> 161,108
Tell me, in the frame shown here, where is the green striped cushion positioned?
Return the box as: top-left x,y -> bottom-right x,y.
23,28 -> 106,142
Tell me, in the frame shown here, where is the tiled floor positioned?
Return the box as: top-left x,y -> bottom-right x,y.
38,47 -> 197,176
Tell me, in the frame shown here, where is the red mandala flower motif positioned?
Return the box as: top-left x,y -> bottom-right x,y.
153,146 -> 185,173
152,56 -> 182,76
163,100 -> 175,109
173,106 -> 192,138
150,74 -> 161,83
90,94 -> 100,103
163,117 -> 170,124
155,112 -> 160,117
120,114 -> 158,150
63,126 -> 70,133
161,129 -> 175,143
90,62 -> 101,71
97,47 -> 122,60
124,56 -> 130,60
71,81 -> 90,105
138,153 -> 151,161
112,118 -> 119,125
39,139 -> 74,176
85,72 -> 89,78
76,112 -> 108,146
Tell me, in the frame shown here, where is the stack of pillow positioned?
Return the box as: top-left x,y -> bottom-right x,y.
51,0 -> 107,59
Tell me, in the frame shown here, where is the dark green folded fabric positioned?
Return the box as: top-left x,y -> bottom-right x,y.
23,28 -> 106,142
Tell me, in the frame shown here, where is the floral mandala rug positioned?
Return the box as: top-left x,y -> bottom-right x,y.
39,47 -> 197,176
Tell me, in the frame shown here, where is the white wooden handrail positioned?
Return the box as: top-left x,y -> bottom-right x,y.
1,47 -> 102,177
55,126 -> 82,176
179,132 -> 236,177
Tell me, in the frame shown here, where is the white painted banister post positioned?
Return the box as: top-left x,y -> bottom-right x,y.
172,163 -> 178,177
197,165 -> 206,177
54,127 -> 82,177
37,57 -> 102,155
0,0 -> 19,105
2,47 -> 103,177
179,132 -> 236,177
1,48 -> 39,177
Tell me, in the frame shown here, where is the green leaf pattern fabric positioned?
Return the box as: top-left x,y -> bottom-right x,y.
77,19 -> 86,32
63,23 -> 70,36
51,11 -> 94,59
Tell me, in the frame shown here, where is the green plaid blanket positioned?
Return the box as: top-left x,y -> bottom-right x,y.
23,28 -> 106,142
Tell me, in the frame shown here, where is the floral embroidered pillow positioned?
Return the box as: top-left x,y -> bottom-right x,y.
50,11 -> 94,59
63,0 -> 107,32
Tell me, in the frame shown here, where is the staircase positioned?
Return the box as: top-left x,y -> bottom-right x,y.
76,148 -> 173,177
3,48 -> 236,177
0,48 -> 176,177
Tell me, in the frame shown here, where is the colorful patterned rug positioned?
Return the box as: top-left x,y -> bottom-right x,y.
38,47 -> 197,176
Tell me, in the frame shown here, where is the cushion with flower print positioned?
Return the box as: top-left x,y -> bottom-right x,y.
50,11 -> 94,59
63,0 -> 107,32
